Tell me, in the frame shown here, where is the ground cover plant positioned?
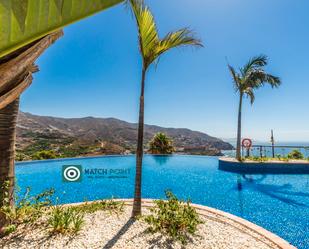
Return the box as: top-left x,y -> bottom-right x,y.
287,150 -> 304,160
243,151 -> 309,162
143,190 -> 203,244
0,181 -> 54,235
71,199 -> 124,215
0,181 -> 125,236
48,206 -> 84,234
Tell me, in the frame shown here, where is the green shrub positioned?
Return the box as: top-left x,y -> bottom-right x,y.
287,150 -> 304,160
144,191 -> 202,244
15,153 -> 30,161
2,224 -> 16,235
48,206 -> 84,234
0,181 -> 54,233
32,150 -> 57,160
0,182 -> 54,237
16,187 -> 55,223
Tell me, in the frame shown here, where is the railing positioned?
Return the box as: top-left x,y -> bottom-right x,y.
241,145 -> 309,158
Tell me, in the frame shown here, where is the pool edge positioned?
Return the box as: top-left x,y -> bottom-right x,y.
218,157 -> 309,174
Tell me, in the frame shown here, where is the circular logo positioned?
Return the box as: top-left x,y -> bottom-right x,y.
242,138 -> 252,148
63,166 -> 81,182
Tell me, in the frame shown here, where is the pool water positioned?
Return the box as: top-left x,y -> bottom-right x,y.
16,155 -> 309,248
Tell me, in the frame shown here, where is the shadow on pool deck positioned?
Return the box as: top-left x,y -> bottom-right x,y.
102,218 -> 136,249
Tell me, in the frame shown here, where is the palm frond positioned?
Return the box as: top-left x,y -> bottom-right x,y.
0,0 -> 123,58
228,64 -> 241,91
228,54 -> 281,106
129,0 -> 159,66
244,88 -> 255,104
129,0 -> 202,68
241,55 -> 268,76
248,70 -> 281,89
155,29 -> 202,58
261,73 -> 281,88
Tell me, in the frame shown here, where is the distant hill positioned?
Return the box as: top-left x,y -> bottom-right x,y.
16,112 -> 233,160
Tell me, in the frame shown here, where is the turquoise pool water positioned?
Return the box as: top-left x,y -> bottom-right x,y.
16,155 -> 308,248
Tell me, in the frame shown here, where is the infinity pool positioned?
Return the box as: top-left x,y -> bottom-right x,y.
16,155 -> 308,248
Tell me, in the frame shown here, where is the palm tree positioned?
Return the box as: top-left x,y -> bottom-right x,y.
228,55 -> 281,161
129,0 -> 202,217
0,32 -> 62,228
0,0 -> 123,227
148,132 -> 174,154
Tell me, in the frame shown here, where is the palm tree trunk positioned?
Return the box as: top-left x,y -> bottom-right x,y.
236,93 -> 243,161
132,67 -> 146,218
0,98 -> 19,227
0,32 -> 62,229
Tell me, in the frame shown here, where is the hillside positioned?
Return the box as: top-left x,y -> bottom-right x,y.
16,112 -> 233,160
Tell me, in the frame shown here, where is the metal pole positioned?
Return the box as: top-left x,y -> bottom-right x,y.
260,146 -> 263,158
271,129 -> 275,158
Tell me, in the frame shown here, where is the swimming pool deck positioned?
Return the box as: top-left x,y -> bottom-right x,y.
219,157 -> 309,174
61,199 -> 295,249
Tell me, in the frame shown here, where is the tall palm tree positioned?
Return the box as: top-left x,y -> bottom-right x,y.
228,55 -> 281,161
129,0 -> 202,217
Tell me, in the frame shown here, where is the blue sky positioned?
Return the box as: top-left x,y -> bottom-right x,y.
21,0 -> 309,142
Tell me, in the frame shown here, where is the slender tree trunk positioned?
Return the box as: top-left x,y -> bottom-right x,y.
0,98 -> 19,227
132,66 -> 146,218
236,93 -> 243,161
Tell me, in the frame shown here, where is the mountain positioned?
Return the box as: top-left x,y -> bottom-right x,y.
16,112 -> 233,160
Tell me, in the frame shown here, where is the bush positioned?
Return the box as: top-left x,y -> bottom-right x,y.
287,150 -> 304,160
2,224 -> 16,235
144,191 -> 202,244
15,153 -> 30,161
48,199 -> 124,234
48,206 -> 84,234
0,181 -> 54,235
32,150 -> 57,160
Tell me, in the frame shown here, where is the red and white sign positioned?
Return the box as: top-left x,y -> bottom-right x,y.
242,138 -> 252,148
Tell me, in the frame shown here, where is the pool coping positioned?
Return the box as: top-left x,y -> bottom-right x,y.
15,154 -> 218,165
64,198 -> 296,249
219,157 -> 309,174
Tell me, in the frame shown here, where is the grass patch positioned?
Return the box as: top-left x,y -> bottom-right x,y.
1,181 -> 54,236
15,188 -> 55,223
71,199 -> 124,215
48,199 -> 124,235
1,180 -> 124,237
143,190 -> 203,245
48,206 -> 84,234
244,156 -> 269,162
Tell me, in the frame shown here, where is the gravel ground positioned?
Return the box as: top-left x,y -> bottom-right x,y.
0,206 -> 279,249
